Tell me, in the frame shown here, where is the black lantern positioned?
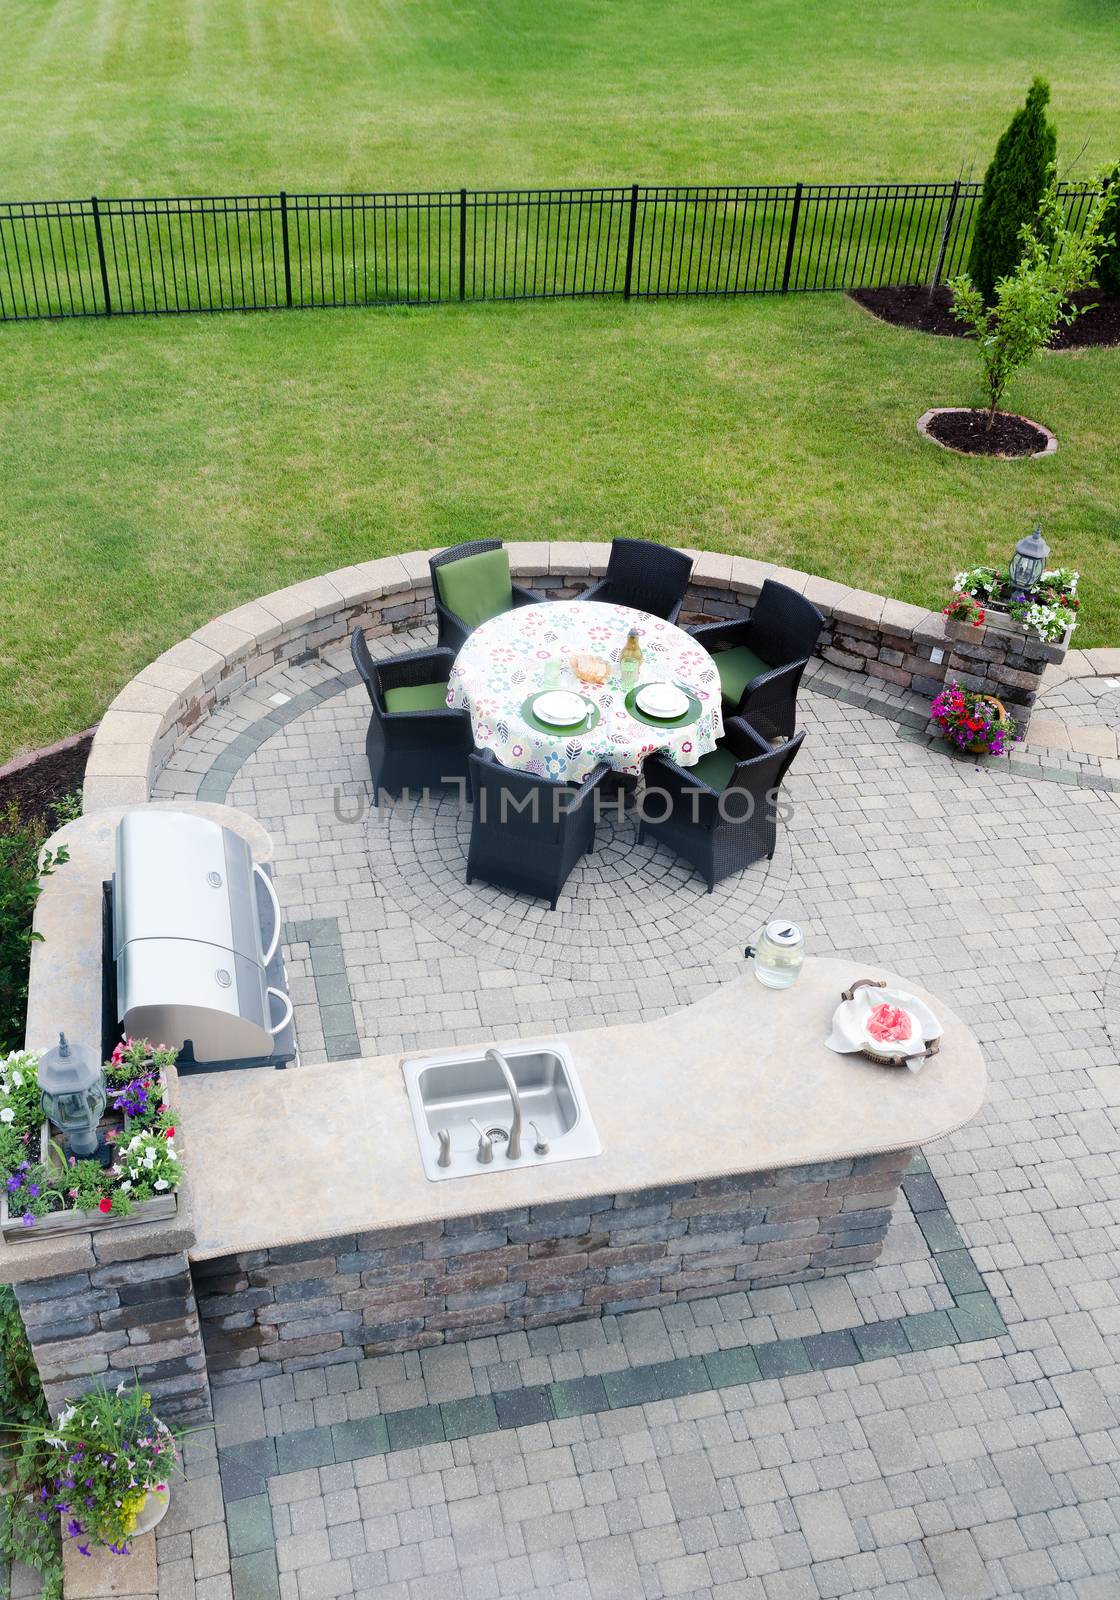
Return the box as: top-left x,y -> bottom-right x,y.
38,1033 -> 106,1160
1009,523 -> 1050,593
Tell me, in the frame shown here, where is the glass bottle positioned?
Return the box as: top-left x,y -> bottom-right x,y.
619,628 -> 644,691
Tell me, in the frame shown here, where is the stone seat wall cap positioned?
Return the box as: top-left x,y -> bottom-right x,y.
101,680 -> 182,732
325,556 -> 412,606
82,737 -> 154,781
504,540 -> 552,578
833,589 -> 886,626
547,540 -> 611,577
154,638 -> 226,685
81,774 -> 150,811
191,618 -> 258,664
211,601 -> 287,647
396,548 -> 441,584
801,575 -> 855,615
729,556 -> 778,597
768,567 -> 812,595
690,551 -> 734,588
255,574 -> 347,629
880,598 -> 934,636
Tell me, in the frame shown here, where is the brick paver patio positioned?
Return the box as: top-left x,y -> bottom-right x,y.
18,621 -> 1115,1600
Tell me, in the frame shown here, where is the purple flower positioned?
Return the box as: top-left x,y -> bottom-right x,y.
27,1183 -> 40,1198
78,1544 -> 91,1558
21,1212 -> 34,1227
6,1176 -> 20,1193
67,1519 -> 84,1538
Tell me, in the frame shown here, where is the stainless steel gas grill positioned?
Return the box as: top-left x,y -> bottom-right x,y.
110,810 -> 296,1072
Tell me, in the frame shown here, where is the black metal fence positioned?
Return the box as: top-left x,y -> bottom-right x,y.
0,180 -> 1099,323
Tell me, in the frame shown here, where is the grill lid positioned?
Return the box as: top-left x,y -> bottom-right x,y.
113,810 -> 275,967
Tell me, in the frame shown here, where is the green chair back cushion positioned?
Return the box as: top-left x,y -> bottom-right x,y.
690,746 -> 738,793
714,644 -> 770,708
435,548 -> 514,630
384,682 -> 449,713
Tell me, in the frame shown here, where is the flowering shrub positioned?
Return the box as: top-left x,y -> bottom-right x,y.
0,1040 -> 182,1227
951,564 -> 1079,643
931,683 -> 1019,756
35,1382 -> 179,1557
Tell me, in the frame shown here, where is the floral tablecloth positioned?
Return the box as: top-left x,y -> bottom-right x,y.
447,601 -> 723,782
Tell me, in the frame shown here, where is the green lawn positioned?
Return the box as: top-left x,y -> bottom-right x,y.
1,0 -> 1118,194
1,0 -> 1118,760
1,293 -> 1117,760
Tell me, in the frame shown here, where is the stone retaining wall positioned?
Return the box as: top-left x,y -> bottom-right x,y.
83,543 -> 1067,810
194,1149 -> 912,1378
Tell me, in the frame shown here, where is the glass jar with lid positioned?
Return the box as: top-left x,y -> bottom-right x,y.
745,920 -> 805,989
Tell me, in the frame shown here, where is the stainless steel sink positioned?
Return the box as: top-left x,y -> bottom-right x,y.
402,1043 -> 601,1181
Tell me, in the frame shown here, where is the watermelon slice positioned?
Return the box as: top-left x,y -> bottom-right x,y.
867,1003 -> 914,1044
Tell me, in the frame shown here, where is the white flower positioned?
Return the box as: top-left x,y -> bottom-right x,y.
119,1181 -> 132,1193
0,1108 -> 14,1124
154,1179 -> 168,1191
117,1380 -> 127,1396
11,1071 -> 22,1087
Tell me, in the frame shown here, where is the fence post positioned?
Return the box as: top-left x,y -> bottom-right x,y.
623,184 -> 639,300
90,196 -> 112,315
280,191 -> 293,307
459,188 -> 467,301
929,178 -> 961,291
780,183 -> 803,293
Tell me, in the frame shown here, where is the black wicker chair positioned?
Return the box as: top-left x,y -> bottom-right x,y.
577,538 -> 694,624
351,629 -> 473,797
465,750 -> 609,910
688,580 -> 824,741
429,540 -> 546,653
639,718 -> 805,892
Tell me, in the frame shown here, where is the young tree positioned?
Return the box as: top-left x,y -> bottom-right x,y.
967,78 -> 1057,302
1096,164 -> 1120,296
949,173 -> 1112,430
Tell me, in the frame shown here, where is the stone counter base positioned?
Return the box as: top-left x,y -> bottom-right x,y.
194,1150 -> 913,1370
13,1241 -> 212,1427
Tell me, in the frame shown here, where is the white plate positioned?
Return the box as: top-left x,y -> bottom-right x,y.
533,690 -> 589,726
636,683 -> 689,718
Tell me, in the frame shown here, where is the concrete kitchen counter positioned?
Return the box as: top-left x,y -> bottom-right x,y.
179,957 -> 985,1260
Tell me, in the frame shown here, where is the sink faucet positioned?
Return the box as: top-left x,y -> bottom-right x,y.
484,1047 -> 523,1159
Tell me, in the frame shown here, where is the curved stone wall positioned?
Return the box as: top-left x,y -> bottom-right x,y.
83,542 -> 1068,810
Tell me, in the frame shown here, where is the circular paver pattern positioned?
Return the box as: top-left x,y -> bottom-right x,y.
367,781 -> 791,981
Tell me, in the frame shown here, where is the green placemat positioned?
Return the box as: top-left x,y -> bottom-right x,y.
519,693 -> 601,737
624,684 -> 702,730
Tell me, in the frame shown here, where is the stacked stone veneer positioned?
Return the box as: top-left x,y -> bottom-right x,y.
194,1150 -> 912,1378
5,1201 -> 212,1427
84,544 -> 1067,809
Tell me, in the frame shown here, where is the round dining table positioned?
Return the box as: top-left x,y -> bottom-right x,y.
446,600 -> 724,783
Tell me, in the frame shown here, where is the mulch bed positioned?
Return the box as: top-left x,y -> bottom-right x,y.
850,285 -> 1120,349
0,729 -> 93,832
924,409 -> 1049,458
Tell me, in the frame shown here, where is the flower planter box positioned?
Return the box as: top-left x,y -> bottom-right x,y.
0,1068 -> 179,1242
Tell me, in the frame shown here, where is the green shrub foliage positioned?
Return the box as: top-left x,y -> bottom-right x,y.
0,803 -> 68,1053
1096,164 -> 1120,296
967,78 -> 1058,302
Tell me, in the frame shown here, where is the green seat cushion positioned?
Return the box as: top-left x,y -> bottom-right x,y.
713,644 -> 770,707
690,746 -> 738,792
435,548 -> 514,630
384,681 -> 449,713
